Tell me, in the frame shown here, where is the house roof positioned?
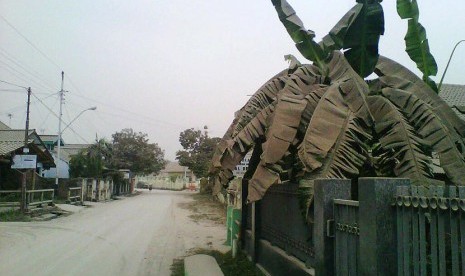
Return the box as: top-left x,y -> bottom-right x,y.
0,129 -> 34,155
0,121 -> 11,130
439,84 -> 465,121
39,134 -> 60,143
60,144 -> 91,162
0,129 -> 55,166
161,161 -> 190,173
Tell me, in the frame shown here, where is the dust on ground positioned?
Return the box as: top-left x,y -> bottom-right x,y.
177,193 -> 227,225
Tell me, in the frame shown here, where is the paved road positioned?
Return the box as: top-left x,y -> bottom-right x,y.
0,190 -> 224,276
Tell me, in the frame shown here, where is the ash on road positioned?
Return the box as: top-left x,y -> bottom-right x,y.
0,190 -> 228,276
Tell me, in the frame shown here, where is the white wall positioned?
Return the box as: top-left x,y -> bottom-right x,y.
41,155 -> 69,179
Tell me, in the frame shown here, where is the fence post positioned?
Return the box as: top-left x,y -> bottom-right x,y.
358,177 -> 409,275
314,178 -> 351,276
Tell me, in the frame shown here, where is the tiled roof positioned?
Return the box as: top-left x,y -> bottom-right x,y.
0,130 -> 34,155
0,129 -> 55,165
439,84 -> 465,121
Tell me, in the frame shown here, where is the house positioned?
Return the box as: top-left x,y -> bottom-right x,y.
0,125 -> 55,189
233,151 -> 252,178
135,161 -> 194,190
159,161 -> 195,182
38,135 -> 90,179
39,134 -> 64,152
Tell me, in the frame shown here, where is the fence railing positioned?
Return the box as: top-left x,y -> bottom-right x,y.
0,190 -> 21,207
68,187 -> 82,204
0,189 -> 54,208
396,185 -> 465,276
27,189 -> 54,206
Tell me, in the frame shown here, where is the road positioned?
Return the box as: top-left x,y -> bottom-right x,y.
0,190 -> 227,276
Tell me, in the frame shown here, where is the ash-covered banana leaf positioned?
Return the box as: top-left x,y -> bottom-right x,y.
367,95 -> 440,186
381,88 -> 465,185
375,55 -> 465,139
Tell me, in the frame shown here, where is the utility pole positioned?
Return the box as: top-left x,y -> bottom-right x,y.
55,71 -> 64,188
20,87 -> 31,213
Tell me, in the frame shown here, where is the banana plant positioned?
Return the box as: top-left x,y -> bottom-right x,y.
210,0 -> 465,205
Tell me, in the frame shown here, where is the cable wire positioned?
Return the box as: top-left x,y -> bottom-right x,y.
0,13 -> 62,71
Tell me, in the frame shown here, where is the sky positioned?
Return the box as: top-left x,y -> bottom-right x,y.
0,0 -> 464,161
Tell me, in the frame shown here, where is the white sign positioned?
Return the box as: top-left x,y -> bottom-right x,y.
11,154 -> 37,169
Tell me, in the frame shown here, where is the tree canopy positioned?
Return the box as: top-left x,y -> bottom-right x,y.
176,127 -> 220,178
70,128 -> 166,178
111,128 -> 166,175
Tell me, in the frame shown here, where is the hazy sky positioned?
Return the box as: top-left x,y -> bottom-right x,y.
1,1 -> 464,160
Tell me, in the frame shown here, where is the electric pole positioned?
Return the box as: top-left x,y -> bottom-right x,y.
55,71 -> 64,188
20,87 -> 31,213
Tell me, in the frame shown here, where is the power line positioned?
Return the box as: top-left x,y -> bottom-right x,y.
69,93 -> 187,128
0,13 -> 62,71
0,61 -> 55,92
0,79 -> 27,89
30,92 -> 89,143
0,48 -> 57,90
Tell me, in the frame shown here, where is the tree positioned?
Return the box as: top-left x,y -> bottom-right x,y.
69,139 -> 112,178
176,127 -> 221,178
210,0 -> 465,204
111,128 -> 166,175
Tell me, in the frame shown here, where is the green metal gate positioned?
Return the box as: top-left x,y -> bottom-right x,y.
333,199 -> 359,276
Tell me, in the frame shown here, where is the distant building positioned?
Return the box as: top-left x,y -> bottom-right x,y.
38,135 -> 90,179
159,161 -> 195,182
233,151 -> 252,178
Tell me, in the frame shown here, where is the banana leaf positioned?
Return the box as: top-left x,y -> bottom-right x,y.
299,79 -> 370,174
367,95 -> 439,186
231,69 -> 288,137
271,0 -> 327,70
247,79 -> 310,202
319,4 -> 363,53
396,0 -> 438,91
381,88 -> 465,185
327,51 -> 374,127
375,55 -> 465,139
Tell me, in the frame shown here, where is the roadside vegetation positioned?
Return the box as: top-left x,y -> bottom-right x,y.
178,193 -> 226,224
171,249 -> 264,276
0,209 -> 31,222
172,192 -> 262,275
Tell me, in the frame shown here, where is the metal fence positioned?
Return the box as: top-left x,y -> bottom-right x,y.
395,185 -> 465,276
241,177 -> 465,275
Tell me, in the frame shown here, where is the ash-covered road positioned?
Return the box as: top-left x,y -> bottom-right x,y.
0,190 -> 226,276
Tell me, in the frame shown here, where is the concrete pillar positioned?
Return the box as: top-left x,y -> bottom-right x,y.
358,177 -> 409,275
313,179 -> 351,276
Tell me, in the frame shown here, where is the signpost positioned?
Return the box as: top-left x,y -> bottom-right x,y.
11,155 -> 37,169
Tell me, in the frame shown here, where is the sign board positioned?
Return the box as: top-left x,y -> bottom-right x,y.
11,154 -> 37,169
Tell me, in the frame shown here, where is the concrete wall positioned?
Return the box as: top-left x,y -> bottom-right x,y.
135,175 -> 187,191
